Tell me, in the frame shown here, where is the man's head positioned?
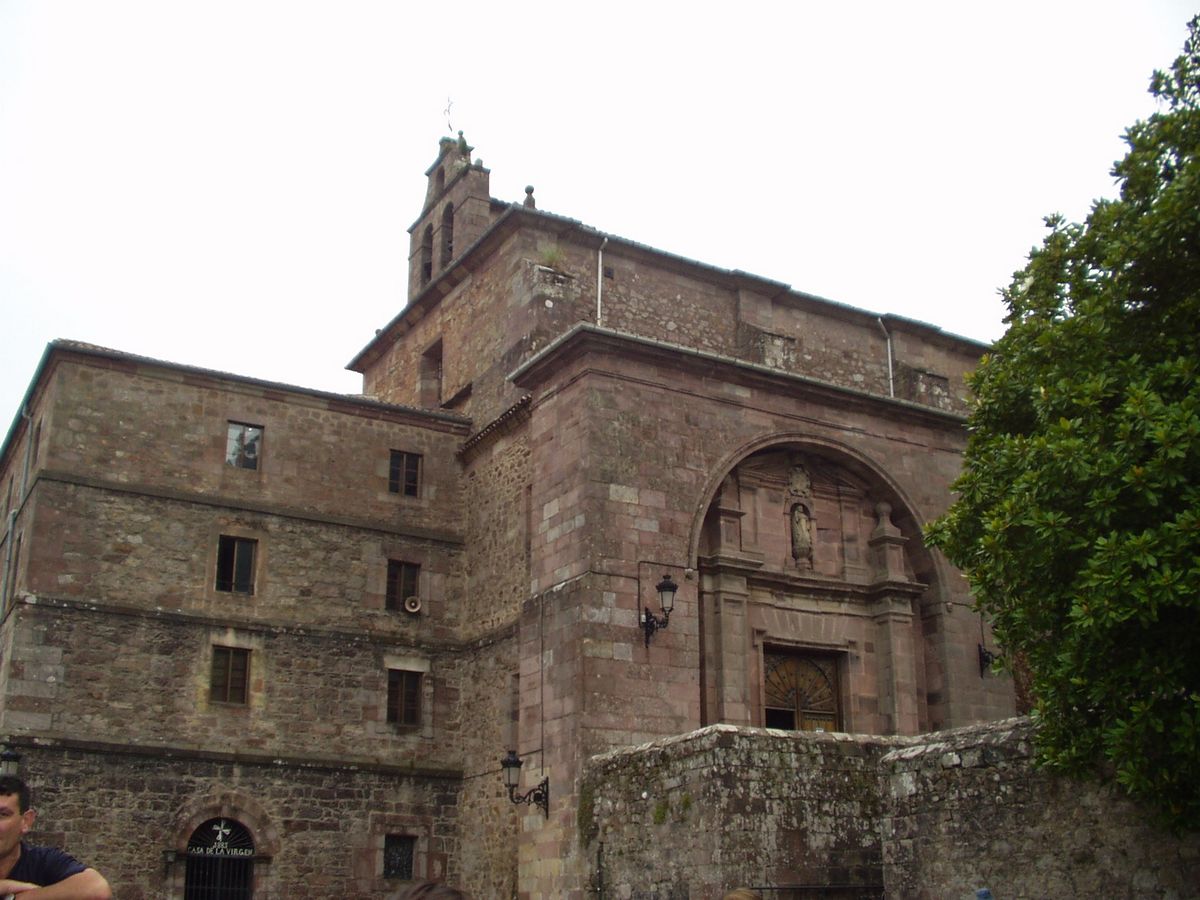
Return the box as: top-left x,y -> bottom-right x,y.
0,776 -> 34,860
0,777 -> 31,815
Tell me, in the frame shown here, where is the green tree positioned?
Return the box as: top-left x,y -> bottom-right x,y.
927,18 -> 1200,831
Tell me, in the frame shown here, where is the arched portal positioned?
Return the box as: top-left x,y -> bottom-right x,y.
184,817 -> 255,899
694,439 -> 938,736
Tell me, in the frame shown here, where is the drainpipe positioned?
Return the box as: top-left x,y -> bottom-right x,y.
596,237 -> 609,327
876,317 -> 895,398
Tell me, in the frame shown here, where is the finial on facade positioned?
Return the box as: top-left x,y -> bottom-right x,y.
457,130 -> 470,155
524,185 -> 536,209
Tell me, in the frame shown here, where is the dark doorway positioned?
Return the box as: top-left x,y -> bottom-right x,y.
184,817 -> 254,899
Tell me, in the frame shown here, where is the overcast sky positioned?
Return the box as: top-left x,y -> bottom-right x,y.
1,1 -> 1195,428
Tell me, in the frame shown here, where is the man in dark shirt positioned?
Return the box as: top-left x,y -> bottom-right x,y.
0,776 -> 110,898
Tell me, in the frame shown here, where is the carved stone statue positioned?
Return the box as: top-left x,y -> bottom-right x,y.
787,460 -> 812,499
791,502 -> 814,568
786,458 -> 815,569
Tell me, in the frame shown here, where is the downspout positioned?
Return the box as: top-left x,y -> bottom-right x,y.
596,237 -> 609,327
876,317 -> 895,399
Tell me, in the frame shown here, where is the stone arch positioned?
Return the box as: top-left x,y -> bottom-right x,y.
687,431 -> 955,735
168,790 -> 281,858
686,431 -> 950,603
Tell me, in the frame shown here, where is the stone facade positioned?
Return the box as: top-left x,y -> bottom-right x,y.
882,718 -> 1200,899
580,719 -> 1200,899
0,136 -> 1019,897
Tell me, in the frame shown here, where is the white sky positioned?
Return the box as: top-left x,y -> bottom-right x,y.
1,1 -> 1195,429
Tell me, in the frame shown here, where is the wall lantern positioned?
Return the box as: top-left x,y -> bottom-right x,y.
0,744 -> 21,777
642,574 -> 678,647
500,750 -> 549,818
978,643 -> 999,678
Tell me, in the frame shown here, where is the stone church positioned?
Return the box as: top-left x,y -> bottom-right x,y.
0,135 -> 1013,897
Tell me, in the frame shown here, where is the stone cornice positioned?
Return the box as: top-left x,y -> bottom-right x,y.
510,324 -> 969,428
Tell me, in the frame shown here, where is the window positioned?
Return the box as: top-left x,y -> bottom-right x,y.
386,560 -> 420,611
211,647 -> 250,704
225,422 -> 263,470
389,451 -> 421,497
419,341 -> 443,407
763,651 -> 841,732
387,669 -> 421,726
420,225 -> 433,286
216,536 -> 257,594
440,203 -> 454,267
383,834 -> 416,879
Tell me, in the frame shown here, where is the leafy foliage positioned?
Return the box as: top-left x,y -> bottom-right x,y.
927,18 -> 1200,831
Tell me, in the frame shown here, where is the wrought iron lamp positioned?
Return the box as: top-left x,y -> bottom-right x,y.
500,750 -> 549,818
978,643 -> 999,678
0,744 -> 21,777
642,574 -> 678,647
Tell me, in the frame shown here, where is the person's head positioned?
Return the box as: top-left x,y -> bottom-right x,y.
395,882 -> 466,900
0,777 -> 31,814
0,776 -> 34,859
722,890 -> 762,900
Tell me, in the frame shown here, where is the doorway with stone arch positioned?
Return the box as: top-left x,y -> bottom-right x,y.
166,793 -> 279,900
184,817 -> 255,899
693,437 -> 945,735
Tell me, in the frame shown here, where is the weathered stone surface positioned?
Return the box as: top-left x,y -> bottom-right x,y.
881,718 -> 1200,899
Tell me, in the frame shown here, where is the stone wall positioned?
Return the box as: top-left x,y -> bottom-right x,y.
579,720 -> 1200,899
15,741 -> 461,900
881,718 -> 1200,899
3,598 -> 468,768
581,724 -> 904,899
40,354 -> 469,535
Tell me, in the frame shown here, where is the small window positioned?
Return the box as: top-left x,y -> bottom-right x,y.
387,669 -> 421,727
440,203 -> 454,268
225,422 -> 263,470
420,226 -> 433,286
389,451 -> 421,498
211,646 -> 250,704
383,834 -> 416,880
419,341 -> 443,408
216,536 -> 257,594
386,560 -> 421,611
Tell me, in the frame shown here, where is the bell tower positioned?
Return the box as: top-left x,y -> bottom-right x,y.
406,132 -> 492,301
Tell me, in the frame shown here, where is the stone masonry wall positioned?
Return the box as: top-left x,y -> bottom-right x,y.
16,742 -> 460,900
42,355 -> 468,535
881,718 -> 1200,899
452,630 -> 522,900
581,724 -> 904,899
25,479 -> 464,638
4,599 -> 466,767
582,720 -> 1200,900
460,425 -> 530,641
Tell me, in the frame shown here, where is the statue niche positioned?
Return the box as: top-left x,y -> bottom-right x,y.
787,458 -> 814,570
790,501 -> 814,569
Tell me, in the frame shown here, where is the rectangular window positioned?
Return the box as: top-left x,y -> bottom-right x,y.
386,560 -> 421,611
387,669 -> 421,727
216,536 -> 257,594
383,834 -> 416,879
388,451 -> 421,497
211,646 -> 250,704
419,340 -> 443,407
226,422 -> 263,470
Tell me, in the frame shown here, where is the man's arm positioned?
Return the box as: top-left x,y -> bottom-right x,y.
1,868 -> 111,899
